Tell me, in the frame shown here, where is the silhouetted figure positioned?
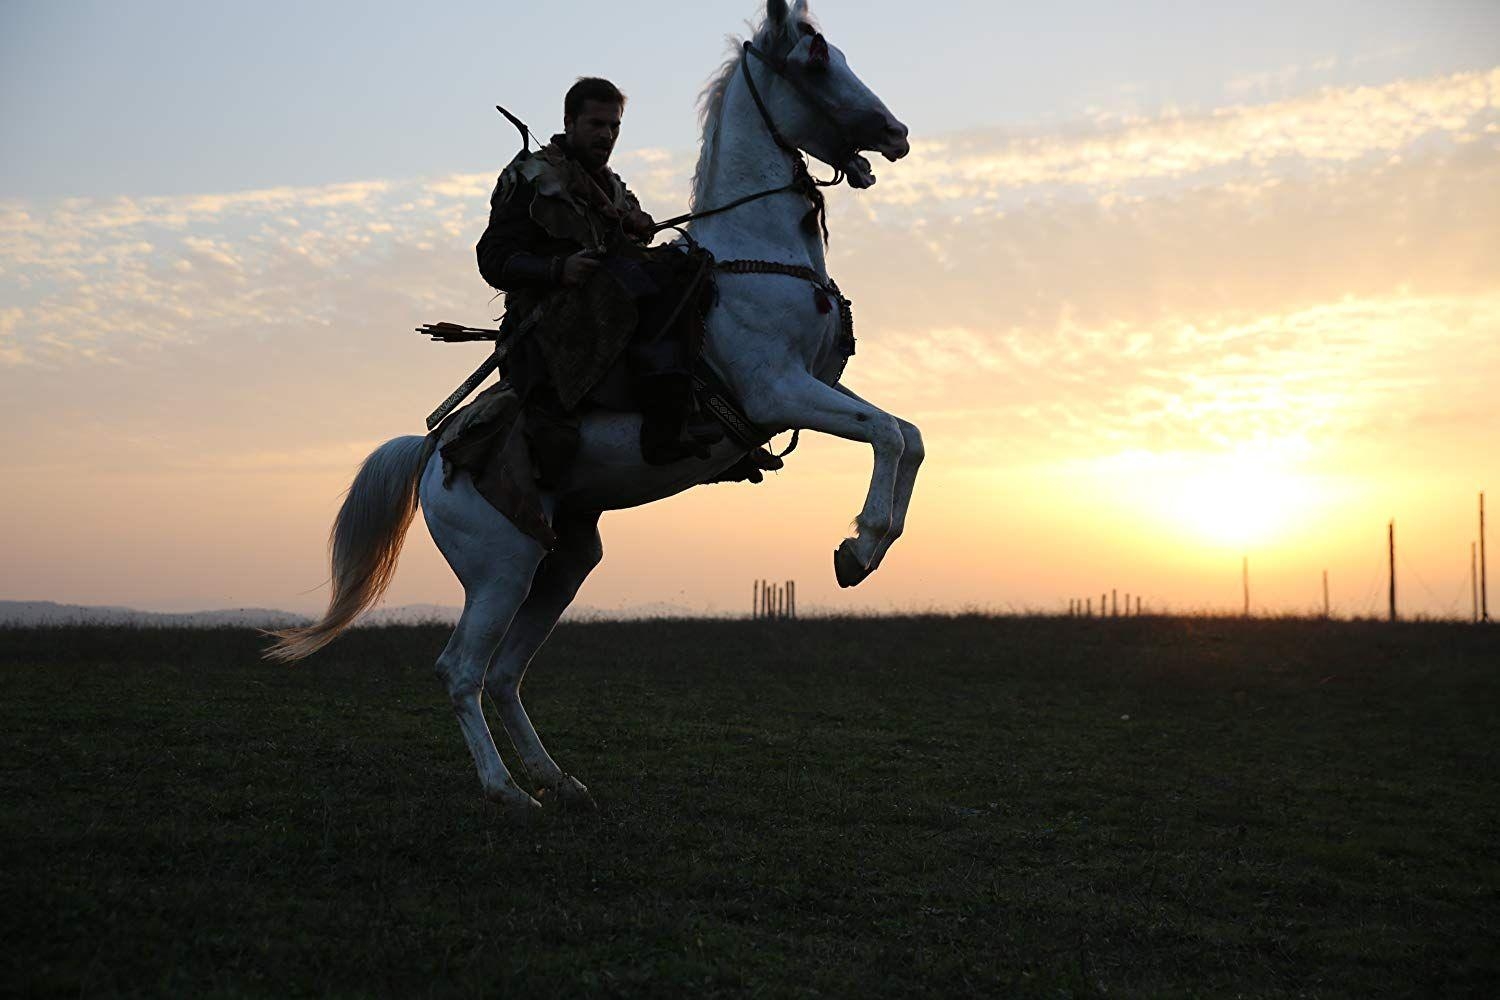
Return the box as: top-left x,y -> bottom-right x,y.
477,78 -> 729,476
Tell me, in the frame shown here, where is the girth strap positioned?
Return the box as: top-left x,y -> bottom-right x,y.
692,360 -> 771,449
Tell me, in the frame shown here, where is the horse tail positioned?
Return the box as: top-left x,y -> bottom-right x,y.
264,434 -> 433,663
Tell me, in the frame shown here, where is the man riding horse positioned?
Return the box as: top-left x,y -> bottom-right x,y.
477,77 -> 777,481
270,0 -> 919,811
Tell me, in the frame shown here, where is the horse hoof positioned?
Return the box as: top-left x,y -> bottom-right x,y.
487,788 -> 543,819
538,775 -> 596,812
833,540 -> 870,588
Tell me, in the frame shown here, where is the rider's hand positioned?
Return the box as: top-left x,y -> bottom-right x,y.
624,209 -> 656,241
561,250 -> 602,286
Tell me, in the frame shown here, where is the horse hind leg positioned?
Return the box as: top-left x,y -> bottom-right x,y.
435,585 -> 541,814
421,457 -> 547,813
484,510 -> 604,811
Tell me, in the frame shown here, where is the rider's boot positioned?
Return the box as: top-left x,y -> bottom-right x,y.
708,446 -> 784,484
639,373 -> 723,465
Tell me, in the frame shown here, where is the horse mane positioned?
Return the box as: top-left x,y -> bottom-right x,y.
691,1 -> 819,211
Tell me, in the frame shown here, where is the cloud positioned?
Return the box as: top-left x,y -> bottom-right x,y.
0,66 -> 1494,481
862,67 -> 1499,215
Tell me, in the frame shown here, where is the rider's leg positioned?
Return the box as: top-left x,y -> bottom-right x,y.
629,267 -> 723,465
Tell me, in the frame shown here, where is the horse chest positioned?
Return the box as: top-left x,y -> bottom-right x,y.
711,276 -> 839,363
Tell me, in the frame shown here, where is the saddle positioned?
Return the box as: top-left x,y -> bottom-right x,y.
427,248 -> 856,550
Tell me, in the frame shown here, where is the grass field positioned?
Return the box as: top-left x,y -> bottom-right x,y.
2,616 -> 1497,997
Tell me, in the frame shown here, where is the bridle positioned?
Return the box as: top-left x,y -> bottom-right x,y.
652,38 -> 860,242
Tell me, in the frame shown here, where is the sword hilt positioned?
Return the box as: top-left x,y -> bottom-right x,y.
425,342 -> 511,431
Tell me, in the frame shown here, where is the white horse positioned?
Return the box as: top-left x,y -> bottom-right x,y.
268,0 -> 921,813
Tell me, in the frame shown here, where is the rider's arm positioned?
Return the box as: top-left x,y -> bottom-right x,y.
618,181 -> 655,243
492,248 -> 565,287
476,174 -> 567,291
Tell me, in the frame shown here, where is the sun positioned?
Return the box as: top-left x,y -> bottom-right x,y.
1088,441 -> 1323,552
1164,457 -> 1317,550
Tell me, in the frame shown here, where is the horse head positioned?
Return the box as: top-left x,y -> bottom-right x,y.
753,0 -> 910,189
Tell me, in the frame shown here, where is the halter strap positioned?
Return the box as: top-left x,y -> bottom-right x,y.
652,41 -> 845,240
739,41 -> 840,243
741,41 -> 862,169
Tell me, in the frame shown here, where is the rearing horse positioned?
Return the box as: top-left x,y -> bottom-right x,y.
268,0 -> 920,812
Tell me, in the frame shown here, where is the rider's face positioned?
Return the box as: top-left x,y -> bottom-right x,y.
564,99 -> 623,169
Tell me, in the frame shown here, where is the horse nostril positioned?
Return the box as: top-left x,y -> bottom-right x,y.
883,124 -> 910,160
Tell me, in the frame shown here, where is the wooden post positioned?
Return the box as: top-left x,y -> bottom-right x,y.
1388,520 -> 1397,623
790,580 -> 796,620
1086,597 -> 1092,616
1242,556 -> 1249,617
754,580 -> 761,619
1136,596 -> 1142,616
1322,569 -> 1330,619
1124,592 -> 1131,616
1101,593 -> 1107,617
1473,542 -> 1480,624
1481,492 -> 1489,623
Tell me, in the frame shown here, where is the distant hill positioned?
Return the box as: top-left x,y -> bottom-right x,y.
0,601 -> 314,629
0,600 -> 717,628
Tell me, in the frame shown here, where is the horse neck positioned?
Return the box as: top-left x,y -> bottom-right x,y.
692,61 -> 827,274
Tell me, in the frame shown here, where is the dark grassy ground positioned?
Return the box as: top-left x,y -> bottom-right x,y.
2,616 -> 1497,998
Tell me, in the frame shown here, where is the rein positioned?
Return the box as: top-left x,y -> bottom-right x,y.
652,41 -> 845,240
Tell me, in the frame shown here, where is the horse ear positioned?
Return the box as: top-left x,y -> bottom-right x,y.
767,0 -> 789,27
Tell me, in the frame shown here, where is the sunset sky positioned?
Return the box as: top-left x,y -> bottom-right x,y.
3,1 -> 1498,619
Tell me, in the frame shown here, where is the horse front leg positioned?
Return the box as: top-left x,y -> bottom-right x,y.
837,385 -> 923,574
745,373 -> 905,586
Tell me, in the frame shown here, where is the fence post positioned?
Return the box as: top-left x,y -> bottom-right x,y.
1242,555 -> 1249,617
1473,542 -> 1480,623
1481,492 -> 1489,622
1388,520 -> 1397,623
